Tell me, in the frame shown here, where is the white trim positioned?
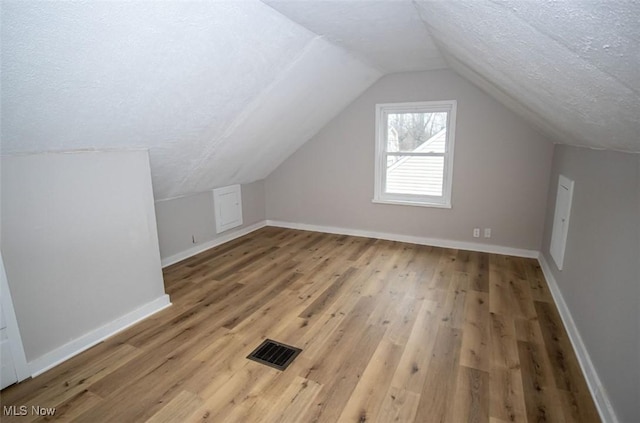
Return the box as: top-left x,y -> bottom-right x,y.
262,220 -> 612,421
549,175 -> 574,270
28,295 -> 171,377
17,219 -> 611,420
0,253 -> 30,381
374,100 -> 457,208
538,254 -> 619,423
213,184 -> 243,234
266,220 -> 538,258
371,198 -> 452,209
161,220 -> 267,268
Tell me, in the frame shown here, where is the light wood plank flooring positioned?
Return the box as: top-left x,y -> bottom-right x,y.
0,227 -> 600,422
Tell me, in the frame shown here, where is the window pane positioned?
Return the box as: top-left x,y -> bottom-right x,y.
387,112 -> 447,153
386,155 -> 444,196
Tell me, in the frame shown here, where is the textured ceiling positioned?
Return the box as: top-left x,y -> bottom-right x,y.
264,0 -> 447,73
2,1 -> 638,203
0,1 -> 381,199
267,0 -> 640,153
414,0 -> 640,153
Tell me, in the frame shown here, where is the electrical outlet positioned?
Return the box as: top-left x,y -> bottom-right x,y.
484,228 -> 492,238
473,228 -> 480,238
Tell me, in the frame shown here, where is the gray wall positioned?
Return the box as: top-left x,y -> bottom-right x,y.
1,151 -> 167,363
541,145 -> 640,423
155,180 -> 266,261
266,70 -> 554,251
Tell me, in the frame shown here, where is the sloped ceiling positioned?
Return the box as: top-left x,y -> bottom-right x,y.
264,0 -> 447,72
2,1 -> 638,203
267,0 -> 640,153
0,1 -> 381,199
414,0 -> 640,153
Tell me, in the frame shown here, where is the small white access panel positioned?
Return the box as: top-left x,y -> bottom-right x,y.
550,175 -> 574,270
213,184 -> 243,234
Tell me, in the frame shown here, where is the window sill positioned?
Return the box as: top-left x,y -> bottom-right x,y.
371,198 -> 452,209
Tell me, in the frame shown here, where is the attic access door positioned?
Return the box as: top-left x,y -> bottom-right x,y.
213,185 -> 243,234
550,175 -> 574,270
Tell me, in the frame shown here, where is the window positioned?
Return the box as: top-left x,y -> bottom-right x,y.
374,100 -> 457,208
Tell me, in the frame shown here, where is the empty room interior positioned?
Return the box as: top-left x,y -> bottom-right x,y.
0,1 -> 638,422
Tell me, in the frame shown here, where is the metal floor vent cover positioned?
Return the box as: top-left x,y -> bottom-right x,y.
247,339 -> 302,371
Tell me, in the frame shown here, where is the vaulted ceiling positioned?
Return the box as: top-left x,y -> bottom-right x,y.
0,1 -> 381,199
268,0 -> 640,153
2,0 -> 638,200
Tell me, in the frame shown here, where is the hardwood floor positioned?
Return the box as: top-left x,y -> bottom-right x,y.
0,227 -> 600,422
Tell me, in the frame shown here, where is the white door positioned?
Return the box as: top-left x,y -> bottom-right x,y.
1,299 -> 18,389
0,252 -> 29,389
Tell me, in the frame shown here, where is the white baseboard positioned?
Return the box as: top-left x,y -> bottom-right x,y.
538,254 -> 619,423
28,295 -> 171,377
22,219 -> 614,421
266,220 -> 539,258
158,219 -> 615,422
161,220 -> 268,268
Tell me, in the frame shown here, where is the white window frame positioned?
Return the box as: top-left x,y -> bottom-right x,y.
373,100 -> 457,208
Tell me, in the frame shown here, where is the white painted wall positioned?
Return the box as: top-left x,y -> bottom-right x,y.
266,70 -> 554,251
541,145 -> 640,423
1,151 -> 168,368
155,180 -> 266,264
